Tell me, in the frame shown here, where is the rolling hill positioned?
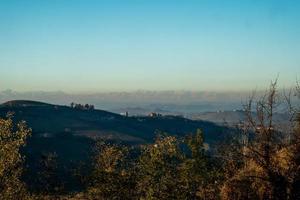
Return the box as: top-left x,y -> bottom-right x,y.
0,100 -> 231,169
0,100 -> 230,142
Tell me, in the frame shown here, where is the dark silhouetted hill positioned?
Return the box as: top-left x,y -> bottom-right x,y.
0,100 -> 231,173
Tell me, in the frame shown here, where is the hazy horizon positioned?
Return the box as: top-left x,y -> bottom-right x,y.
2,88 -> 298,114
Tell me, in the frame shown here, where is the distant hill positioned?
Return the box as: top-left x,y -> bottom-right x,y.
190,110 -> 290,127
0,100 -> 231,166
1,100 -> 52,107
0,100 -> 229,142
0,90 -> 249,113
190,110 -> 246,125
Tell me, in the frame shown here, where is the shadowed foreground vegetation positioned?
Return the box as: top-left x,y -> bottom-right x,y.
1,82 -> 300,200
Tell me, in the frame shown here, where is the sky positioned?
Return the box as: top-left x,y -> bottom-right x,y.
0,0 -> 300,93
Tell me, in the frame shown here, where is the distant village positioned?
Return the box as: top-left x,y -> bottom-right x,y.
120,111 -> 184,119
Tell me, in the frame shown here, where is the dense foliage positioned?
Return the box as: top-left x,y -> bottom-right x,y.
0,113 -> 31,200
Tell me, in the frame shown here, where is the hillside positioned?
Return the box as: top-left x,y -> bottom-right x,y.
0,100 -> 230,165
190,110 -> 290,127
0,100 -> 228,141
1,100 -> 52,107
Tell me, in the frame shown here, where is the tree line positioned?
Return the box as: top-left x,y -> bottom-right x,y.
70,102 -> 95,110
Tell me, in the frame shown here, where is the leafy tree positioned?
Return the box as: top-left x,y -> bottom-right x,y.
136,131 -> 218,200
136,135 -> 184,200
179,129 -> 221,200
82,132 -> 217,200
0,113 -> 31,200
85,140 -> 136,200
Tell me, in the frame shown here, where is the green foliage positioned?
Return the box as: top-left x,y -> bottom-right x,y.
137,135 -> 183,200
179,129 -> 221,200
0,114 -> 31,200
85,141 -> 137,200
80,130 -> 220,200
136,130 -> 221,200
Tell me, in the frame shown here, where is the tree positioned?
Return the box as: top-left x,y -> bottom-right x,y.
84,104 -> 90,110
136,135 -> 184,200
220,80 -> 300,200
179,129 -> 221,200
0,113 -> 31,200
85,140 -> 136,200
287,85 -> 300,200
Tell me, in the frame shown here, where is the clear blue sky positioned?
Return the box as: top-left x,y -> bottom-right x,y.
0,0 -> 299,92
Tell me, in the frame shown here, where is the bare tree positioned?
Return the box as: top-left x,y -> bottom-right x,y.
221,80 -> 300,200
